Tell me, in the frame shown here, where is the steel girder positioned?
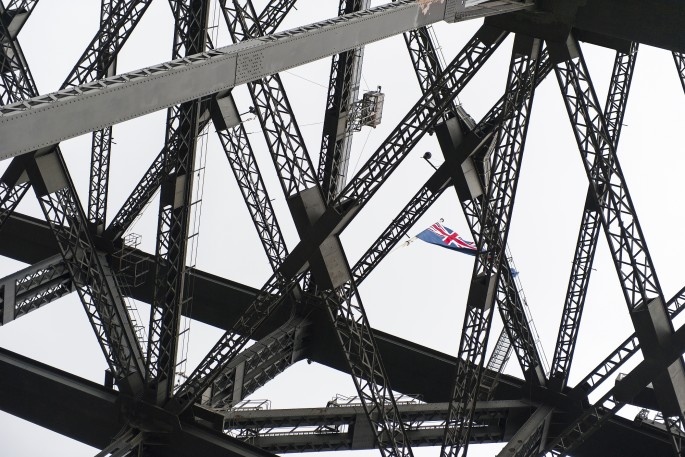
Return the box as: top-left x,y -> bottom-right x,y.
547,35 -> 685,454
0,0 -> 533,159
144,0 -> 211,405
441,35 -> 542,457
204,315 -> 309,409
26,151 -> 146,395
675,52 -> 685,94
215,399 -> 533,452
402,16 -> 547,388
170,21 -> 507,414
317,0 -> 369,203
550,43 -> 639,389
3,1 -> 685,456
224,3 -> 417,452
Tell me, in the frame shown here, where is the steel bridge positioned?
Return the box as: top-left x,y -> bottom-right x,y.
0,0 -> 684,455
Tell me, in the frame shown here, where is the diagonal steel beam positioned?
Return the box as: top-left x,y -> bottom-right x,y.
0,0 -> 154,236
572,284 -> 685,397
24,151 -> 146,395
441,35 -> 542,457
674,52 -> 685,94
404,17 -> 548,386
0,254 -> 70,326
0,0 -> 533,159
550,43 -> 639,388
169,23 -> 508,420
107,0 -> 296,243
0,0 -> 40,39
204,315 -> 309,409
545,314 -> 685,456
224,0 -> 319,200
552,34 -> 685,447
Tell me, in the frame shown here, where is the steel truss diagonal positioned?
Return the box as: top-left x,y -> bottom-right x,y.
674,52 -> 685,94
0,0 -> 153,235
574,285 -> 685,396
0,0 -> 40,40
5,1 -> 685,456
402,17 -> 548,387
552,35 -> 685,453
214,0 -> 298,273
25,151 -> 146,394
204,315 -> 308,409
145,0 -> 210,404
441,35 -> 542,457
170,23 -> 506,417
550,43 -> 639,388
226,0 -> 319,200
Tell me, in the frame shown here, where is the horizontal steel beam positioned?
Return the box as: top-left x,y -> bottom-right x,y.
0,0 -> 532,159
204,400 -> 533,452
0,346 -> 277,457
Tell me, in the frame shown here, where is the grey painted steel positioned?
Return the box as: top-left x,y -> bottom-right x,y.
0,346 -> 280,457
211,400 -> 532,452
0,254 -> 70,325
0,0 -> 531,159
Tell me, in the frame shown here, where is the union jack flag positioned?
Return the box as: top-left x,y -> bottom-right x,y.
416,221 -> 478,256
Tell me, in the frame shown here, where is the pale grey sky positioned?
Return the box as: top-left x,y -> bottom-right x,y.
0,1 -> 683,456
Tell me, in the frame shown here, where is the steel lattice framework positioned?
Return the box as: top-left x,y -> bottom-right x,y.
0,0 -> 684,456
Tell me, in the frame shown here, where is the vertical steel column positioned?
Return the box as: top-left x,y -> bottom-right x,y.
441,35 -> 542,457
317,0 -> 369,202
146,0 -> 210,405
87,0 -> 120,234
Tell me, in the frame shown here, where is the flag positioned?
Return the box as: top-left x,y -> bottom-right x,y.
416,221 -> 478,256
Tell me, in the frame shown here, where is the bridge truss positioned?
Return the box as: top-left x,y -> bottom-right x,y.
0,0 -> 684,456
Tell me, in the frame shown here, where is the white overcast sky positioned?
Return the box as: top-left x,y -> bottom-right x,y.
0,0 -> 684,456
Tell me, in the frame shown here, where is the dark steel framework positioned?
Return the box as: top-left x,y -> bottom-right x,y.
0,0 -> 684,456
